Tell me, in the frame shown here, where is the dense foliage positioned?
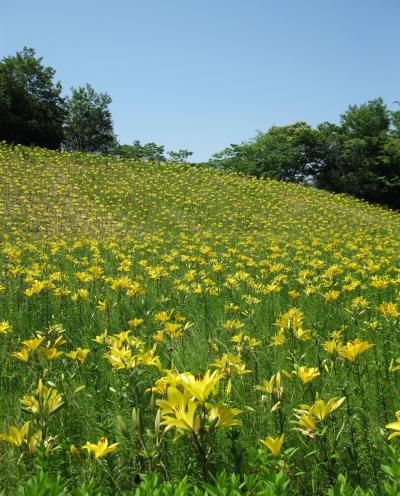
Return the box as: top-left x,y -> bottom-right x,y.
0,144 -> 400,494
63,84 -> 117,154
114,141 -> 167,162
0,48 -> 65,149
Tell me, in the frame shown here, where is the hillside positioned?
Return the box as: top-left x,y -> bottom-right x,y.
1,144 -> 400,494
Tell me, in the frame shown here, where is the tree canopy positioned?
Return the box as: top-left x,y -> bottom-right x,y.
62,84 -> 116,154
0,47 -> 65,149
114,140 -> 166,161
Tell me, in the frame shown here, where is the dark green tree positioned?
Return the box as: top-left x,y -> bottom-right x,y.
210,122 -> 321,182
167,149 -> 193,163
0,47 -> 65,149
63,84 -> 116,154
115,140 -> 166,161
316,99 -> 400,208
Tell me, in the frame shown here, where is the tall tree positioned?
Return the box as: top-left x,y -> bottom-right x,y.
316,99 -> 400,208
210,122 -> 321,182
63,84 -> 116,154
167,149 -> 193,163
115,140 -> 166,161
0,47 -> 65,149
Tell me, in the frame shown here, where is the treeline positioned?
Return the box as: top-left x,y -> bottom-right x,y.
0,47 -> 193,162
1,48 -> 399,209
206,100 -> 400,209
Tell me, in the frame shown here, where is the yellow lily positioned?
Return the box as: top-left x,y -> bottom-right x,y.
311,396 -> 346,421
160,400 -> 200,434
260,434 -> 285,456
339,338 -> 374,361
0,422 -> 31,447
178,370 -> 222,403
207,403 -> 242,430
66,347 -> 91,364
82,437 -> 119,458
293,365 -> 320,384
0,321 -> 12,334
386,411 -> 400,440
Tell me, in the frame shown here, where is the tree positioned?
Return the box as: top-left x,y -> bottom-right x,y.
63,84 -> 116,154
115,140 -> 166,161
167,149 -> 193,163
316,99 -> 400,208
209,122 -> 321,182
0,47 -> 65,149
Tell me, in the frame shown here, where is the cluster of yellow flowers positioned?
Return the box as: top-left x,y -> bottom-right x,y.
0,144 -> 399,483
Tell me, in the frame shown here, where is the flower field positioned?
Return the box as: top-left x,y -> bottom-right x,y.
0,144 -> 400,494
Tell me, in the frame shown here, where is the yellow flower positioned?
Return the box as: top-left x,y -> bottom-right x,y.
389,358 -> 400,373
293,327 -> 312,341
223,319 -> 244,332
96,300 -> 109,312
241,294 -> 261,305
207,403 -> 242,430
275,308 -> 304,331
270,329 -> 285,346
386,411 -> 400,440
128,318 -> 144,328
322,339 -> 343,355
82,437 -> 119,458
212,353 -> 251,377
0,422 -> 31,447
260,434 -> 285,456
350,296 -> 369,311
379,302 -> 399,319
41,347 -> 64,360
158,388 -> 200,434
66,348 -> 91,364
311,396 -> 346,421
137,345 -> 162,369
0,321 -> 12,334
293,365 -> 320,384
370,277 -> 389,289
92,331 -> 108,343
255,372 -> 284,400
21,336 -> 45,350
25,281 -> 46,296
70,444 -> 82,463
323,290 -> 341,302
12,347 -> 30,362
365,319 -> 379,331
178,370 -> 222,403
155,311 -> 171,322
230,332 -> 244,345
292,396 -> 345,437
20,379 -> 64,416
71,289 -> 89,301
164,322 -> 183,338
20,395 -> 40,415
224,303 -> 239,312
75,271 -> 93,283
338,338 -> 374,361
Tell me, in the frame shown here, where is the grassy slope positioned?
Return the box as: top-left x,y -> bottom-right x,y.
0,144 -> 400,493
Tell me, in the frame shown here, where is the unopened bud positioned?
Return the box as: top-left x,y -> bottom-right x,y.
70,444 -> 82,463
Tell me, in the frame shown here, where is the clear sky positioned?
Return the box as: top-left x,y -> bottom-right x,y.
1,0 -> 399,161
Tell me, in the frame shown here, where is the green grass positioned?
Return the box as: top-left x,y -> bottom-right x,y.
0,144 -> 400,494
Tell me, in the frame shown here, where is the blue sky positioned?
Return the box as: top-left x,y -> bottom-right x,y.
1,0 -> 399,161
